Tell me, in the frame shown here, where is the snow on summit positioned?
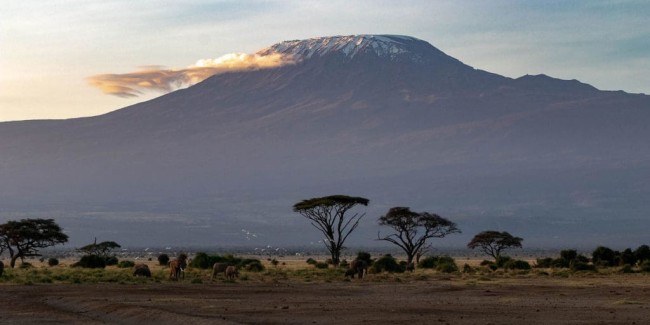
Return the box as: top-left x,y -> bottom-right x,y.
257,35 -> 427,61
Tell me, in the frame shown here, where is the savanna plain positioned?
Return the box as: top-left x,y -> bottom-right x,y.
1,257 -> 649,325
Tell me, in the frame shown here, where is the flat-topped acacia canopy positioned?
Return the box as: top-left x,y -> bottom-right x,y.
292,195 -> 369,211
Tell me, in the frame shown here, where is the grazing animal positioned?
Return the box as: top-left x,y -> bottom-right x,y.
225,265 -> 239,280
169,253 -> 188,280
133,264 -> 151,277
211,262 -> 229,280
346,259 -> 368,279
0,261 -> 4,277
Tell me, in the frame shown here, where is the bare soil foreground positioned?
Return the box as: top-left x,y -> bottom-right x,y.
1,276 -> 649,324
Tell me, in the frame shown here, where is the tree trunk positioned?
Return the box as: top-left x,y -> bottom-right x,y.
406,253 -> 415,266
325,244 -> 340,266
10,255 -> 19,268
488,246 -> 499,261
331,249 -> 340,266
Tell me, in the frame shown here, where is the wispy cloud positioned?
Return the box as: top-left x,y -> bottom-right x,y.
87,52 -> 293,97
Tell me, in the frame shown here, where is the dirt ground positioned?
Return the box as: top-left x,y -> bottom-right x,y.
1,275 -> 649,325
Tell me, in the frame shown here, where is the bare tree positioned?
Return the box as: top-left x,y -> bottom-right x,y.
467,230 -> 523,260
293,195 -> 369,265
378,207 -> 460,265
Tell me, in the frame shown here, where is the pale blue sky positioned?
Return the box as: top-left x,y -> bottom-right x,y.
1,0 -> 648,121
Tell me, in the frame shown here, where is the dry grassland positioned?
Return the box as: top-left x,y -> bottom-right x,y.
1,257 -> 649,324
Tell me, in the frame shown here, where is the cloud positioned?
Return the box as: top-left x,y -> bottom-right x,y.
87,52 -> 293,97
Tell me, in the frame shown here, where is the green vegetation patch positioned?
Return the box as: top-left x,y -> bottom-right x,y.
189,253 -> 264,272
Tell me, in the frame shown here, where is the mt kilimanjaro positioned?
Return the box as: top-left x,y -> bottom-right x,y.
1,35 -> 649,248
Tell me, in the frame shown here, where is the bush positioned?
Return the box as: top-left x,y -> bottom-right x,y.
243,260 -> 265,272
306,258 -> 317,265
339,260 -> 349,268
479,260 -> 498,271
192,253 -> 216,269
475,256 -> 512,270
462,264 -> 475,273
592,246 -> 618,267
619,248 -> 637,266
553,258 -> 570,268
575,254 -> 590,264
418,256 -> 455,269
105,256 -> 118,266
19,262 -> 33,269
634,245 -> 650,263
189,252 -> 214,269
566,256 -> 588,270
503,260 -> 531,270
536,251 -> 594,271
270,259 -> 279,267
560,249 -> 577,262
542,249 -> 582,268
436,261 -> 458,273
133,264 -> 151,277
619,264 -> 634,273
117,260 -> 136,268
535,257 -> 554,268
640,260 -> 650,272
495,256 -> 512,268
437,256 -> 455,265
418,256 -> 438,269
73,255 -> 106,268
571,262 -> 596,272
240,258 -> 264,271
189,253 -> 263,271
371,255 -> 404,273
314,262 -> 329,269
158,254 -> 170,266
47,258 -> 59,267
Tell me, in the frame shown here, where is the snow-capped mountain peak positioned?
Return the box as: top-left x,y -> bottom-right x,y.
257,34 -> 432,62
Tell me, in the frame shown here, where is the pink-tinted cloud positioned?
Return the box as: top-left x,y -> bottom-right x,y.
87,53 -> 292,97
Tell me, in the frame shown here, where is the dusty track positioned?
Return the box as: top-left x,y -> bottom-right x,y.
1,278 -> 649,324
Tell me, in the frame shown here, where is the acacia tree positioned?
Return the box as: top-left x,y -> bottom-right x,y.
467,230 -> 522,260
0,218 -> 68,268
378,207 -> 460,265
293,195 -> 369,265
78,240 -> 121,258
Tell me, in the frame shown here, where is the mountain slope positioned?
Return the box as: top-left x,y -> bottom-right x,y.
1,35 -> 649,247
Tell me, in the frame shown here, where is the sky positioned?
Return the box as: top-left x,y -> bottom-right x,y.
1,0 -> 648,122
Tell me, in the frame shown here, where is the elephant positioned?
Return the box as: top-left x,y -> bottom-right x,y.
211,262 -> 230,280
169,253 -> 188,280
346,259 -> 368,279
225,265 -> 239,280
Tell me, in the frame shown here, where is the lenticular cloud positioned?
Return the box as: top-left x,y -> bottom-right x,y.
87,53 -> 292,98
